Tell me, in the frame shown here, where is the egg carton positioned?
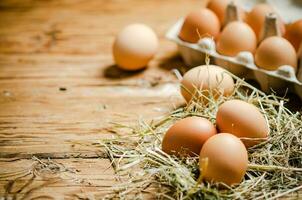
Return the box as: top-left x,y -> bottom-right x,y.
166,18 -> 302,100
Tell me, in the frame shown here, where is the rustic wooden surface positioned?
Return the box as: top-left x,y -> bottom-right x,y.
1,1 -> 301,199
0,0 -> 205,199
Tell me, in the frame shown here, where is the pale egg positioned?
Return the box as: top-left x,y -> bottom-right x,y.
113,23 -> 158,71
180,65 -> 234,103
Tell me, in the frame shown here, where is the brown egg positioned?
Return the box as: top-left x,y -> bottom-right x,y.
284,19 -> 302,52
162,117 -> 217,156
255,36 -> 297,71
216,99 -> 269,147
246,4 -> 285,40
178,9 -> 220,43
199,133 -> 248,186
217,21 -> 257,56
207,0 -> 246,24
113,23 -> 158,71
180,65 -> 234,103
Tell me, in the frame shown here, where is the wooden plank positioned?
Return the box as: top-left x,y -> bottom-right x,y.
0,0 -> 300,198
0,158 -> 118,199
0,0 -> 203,198
0,0 -> 194,160
0,0 -> 204,54
0,83 -> 183,159
0,54 -> 183,159
0,158 -> 157,199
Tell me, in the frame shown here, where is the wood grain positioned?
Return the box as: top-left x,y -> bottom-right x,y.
0,0 -> 203,198
2,0 -> 298,199
0,158 -> 117,199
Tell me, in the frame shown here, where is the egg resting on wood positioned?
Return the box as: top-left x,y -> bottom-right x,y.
113,23 -> 158,71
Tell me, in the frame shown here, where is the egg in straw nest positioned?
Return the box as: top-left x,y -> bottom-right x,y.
100,59 -> 302,199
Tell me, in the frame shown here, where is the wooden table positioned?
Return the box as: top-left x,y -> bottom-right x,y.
0,0 -> 204,199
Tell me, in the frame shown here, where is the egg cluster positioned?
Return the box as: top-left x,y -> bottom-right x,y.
178,0 -> 301,72
162,64 -> 269,186
109,0 -> 298,187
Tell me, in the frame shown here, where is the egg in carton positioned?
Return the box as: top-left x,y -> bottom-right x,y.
166,2 -> 302,100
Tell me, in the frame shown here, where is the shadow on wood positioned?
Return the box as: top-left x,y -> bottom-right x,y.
103,64 -> 145,79
158,53 -> 187,75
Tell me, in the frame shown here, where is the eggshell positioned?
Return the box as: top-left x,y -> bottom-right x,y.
255,36 -> 297,71
199,133 -> 248,186
246,4 -> 285,40
178,9 -> 220,43
180,65 -> 234,102
207,0 -> 246,24
217,21 -> 257,56
216,99 -> 269,147
113,23 -> 158,71
162,117 -> 217,156
284,19 -> 302,52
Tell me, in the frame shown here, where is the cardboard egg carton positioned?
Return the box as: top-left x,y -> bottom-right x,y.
166,18 -> 302,100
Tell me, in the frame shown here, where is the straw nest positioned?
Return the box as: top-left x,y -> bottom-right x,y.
100,70 -> 302,200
